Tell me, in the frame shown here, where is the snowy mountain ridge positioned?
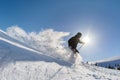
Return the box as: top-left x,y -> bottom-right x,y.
91,56 -> 120,63
0,27 -> 120,80
90,56 -> 120,70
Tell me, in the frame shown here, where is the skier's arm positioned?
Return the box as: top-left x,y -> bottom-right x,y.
79,39 -> 85,44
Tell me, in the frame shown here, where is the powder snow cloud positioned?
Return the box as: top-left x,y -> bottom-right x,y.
5,26 -> 83,62
6,26 -> 81,61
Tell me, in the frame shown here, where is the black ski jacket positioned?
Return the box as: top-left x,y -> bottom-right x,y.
68,35 -> 82,49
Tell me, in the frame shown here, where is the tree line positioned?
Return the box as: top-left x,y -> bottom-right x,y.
95,63 -> 120,70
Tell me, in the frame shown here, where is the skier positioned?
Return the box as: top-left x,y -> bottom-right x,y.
68,32 -> 85,54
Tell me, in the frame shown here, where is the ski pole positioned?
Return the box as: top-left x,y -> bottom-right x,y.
78,44 -> 84,50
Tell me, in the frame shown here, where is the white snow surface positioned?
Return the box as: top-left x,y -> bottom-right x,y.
0,27 -> 120,80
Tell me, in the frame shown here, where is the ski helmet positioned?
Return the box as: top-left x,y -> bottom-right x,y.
77,32 -> 82,36
76,32 -> 82,38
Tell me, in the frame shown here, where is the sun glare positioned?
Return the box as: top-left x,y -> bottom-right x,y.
82,36 -> 90,44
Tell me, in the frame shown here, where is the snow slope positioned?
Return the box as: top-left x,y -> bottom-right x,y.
0,29 -> 120,80
0,30 -> 71,67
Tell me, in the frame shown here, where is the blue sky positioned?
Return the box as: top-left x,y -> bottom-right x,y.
0,0 -> 120,61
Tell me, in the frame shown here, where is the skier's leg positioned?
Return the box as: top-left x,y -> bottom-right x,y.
69,46 -> 76,54
75,49 -> 79,53
72,48 -> 77,54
